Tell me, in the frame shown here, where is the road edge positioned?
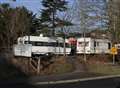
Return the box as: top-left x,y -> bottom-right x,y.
33,75 -> 120,85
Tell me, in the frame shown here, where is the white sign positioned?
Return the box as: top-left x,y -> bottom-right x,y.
13,44 -> 32,57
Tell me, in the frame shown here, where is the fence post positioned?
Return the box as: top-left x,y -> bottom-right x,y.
37,57 -> 41,75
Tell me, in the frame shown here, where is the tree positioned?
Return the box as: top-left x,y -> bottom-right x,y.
40,0 -> 68,36
0,3 -> 12,48
56,4 -> 75,56
107,0 -> 120,44
74,0 -> 107,61
0,4 -> 38,50
7,7 -> 36,46
39,0 -> 74,56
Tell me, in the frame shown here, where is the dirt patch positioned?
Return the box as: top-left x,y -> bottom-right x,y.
40,56 -> 74,75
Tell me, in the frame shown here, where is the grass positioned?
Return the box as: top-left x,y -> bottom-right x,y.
52,63 -> 74,74
87,63 -> 120,75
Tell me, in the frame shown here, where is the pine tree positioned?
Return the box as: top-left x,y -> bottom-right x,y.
40,0 -> 68,36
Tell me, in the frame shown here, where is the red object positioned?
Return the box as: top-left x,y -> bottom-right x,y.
68,38 -> 77,45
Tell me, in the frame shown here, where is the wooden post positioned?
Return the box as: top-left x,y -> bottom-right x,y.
37,57 -> 41,75
28,57 -> 32,73
113,54 -> 115,64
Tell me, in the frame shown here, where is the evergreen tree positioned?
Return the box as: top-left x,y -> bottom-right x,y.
0,4 -> 38,49
40,0 -> 68,36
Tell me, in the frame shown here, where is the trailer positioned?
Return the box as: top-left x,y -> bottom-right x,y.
14,35 -> 71,57
76,37 -> 111,54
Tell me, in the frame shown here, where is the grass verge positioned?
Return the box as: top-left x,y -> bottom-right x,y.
87,62 -> 120,75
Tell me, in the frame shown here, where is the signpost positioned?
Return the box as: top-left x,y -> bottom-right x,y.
13,44 -> 32,57
110,47 -> 117,64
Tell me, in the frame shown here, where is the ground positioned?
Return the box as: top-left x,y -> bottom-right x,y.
0,53 -> 120,81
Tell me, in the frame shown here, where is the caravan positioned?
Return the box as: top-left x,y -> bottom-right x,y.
14,35 -> 71,57
76,37 -> 111,54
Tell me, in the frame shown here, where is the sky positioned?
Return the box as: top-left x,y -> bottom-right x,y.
0,0 -> 42,14
0,0 -> 105,32
0,0 -> 81,32
0,0 -> 72,14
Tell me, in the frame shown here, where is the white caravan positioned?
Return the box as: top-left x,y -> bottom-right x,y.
14,35 -> 71,57
76,37 -> 111,54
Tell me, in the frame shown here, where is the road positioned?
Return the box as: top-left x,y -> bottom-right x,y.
0,77 -> 120,88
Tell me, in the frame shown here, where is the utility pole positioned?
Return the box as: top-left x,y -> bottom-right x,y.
83,29 -> 86,62
79,0 -> 87,62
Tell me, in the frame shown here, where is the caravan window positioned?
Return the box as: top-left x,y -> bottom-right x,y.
94,41 -> 99,47
35,42 -> 56,46
35,42 -> 43,46
24,41 -> 35,45
24,41 -> 29,44
59,43 -> 64,47
108,43 -> 111,49
94,41 -> 96,47
24,41 -> 70,47
24,41 -> 56,47
78,42 -> 89,47
56,43 -> 70,48
47,42 -> 56,46
25,41 -> 44,46
66,43 -> 70,48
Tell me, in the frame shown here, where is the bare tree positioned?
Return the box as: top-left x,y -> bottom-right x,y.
0,4 -> 35,50
107,0 -> 120,44
74,0 -> 107,61
57,3 -> 76,56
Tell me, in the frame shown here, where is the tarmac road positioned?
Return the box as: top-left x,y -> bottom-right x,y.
36,77 -> 120,88
0,77 -> 120,88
